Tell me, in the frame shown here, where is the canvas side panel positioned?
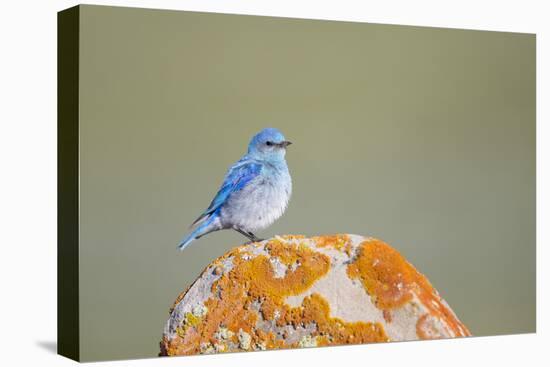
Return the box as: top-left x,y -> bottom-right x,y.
57,5 -> 80,362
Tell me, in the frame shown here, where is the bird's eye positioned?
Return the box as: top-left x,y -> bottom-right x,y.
266,141 -> 273,146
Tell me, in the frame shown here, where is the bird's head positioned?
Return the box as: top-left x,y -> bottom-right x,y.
248,128 -> 292,161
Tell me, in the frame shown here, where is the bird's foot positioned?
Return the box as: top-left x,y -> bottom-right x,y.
243,238 -> 264,245
234,228 -> 265,244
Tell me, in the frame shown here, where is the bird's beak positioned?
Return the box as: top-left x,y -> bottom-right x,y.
281,141 -> 292,148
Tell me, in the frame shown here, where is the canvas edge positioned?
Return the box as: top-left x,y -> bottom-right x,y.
57,4 -> 80,362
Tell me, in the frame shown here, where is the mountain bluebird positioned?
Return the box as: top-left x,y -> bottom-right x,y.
178,128 -> 292,251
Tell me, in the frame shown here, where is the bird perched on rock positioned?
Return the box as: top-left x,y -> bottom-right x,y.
178,128 -> 292,251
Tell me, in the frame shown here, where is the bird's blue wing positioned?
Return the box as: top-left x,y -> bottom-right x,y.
191,158 -> 262,227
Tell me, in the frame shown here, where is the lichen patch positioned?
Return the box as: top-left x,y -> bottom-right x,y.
161,239 -> 332,355
346,240 -> 470,338
161,235 -> 470,357
285,262 -> 383,324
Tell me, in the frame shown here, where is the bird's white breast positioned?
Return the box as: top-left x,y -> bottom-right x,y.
221,164 -> 292,232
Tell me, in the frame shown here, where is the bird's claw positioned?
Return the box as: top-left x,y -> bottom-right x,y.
244,238 -> 264,245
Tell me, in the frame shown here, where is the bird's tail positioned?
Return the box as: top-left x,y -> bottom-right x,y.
177,216 -> 214,251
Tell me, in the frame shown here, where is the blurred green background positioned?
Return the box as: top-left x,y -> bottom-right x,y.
77,5 -> 535,361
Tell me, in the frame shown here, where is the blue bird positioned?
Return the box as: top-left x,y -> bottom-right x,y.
178,128 -> 293,251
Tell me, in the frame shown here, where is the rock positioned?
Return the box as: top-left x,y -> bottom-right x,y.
160,235 -> 470,356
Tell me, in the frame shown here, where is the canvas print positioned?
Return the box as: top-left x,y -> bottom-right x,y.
57,5 -> 535,362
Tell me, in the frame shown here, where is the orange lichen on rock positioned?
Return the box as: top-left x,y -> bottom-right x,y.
288,293 -> 389,345
347,240 -> 470,338
383,309 -> 393,323
415,314 -> 444,340
246,239 -> 331,298
162,239 -> 333,355
161,235 -> 471,357
279,234 -> 306,241
312,234 -> 353,256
